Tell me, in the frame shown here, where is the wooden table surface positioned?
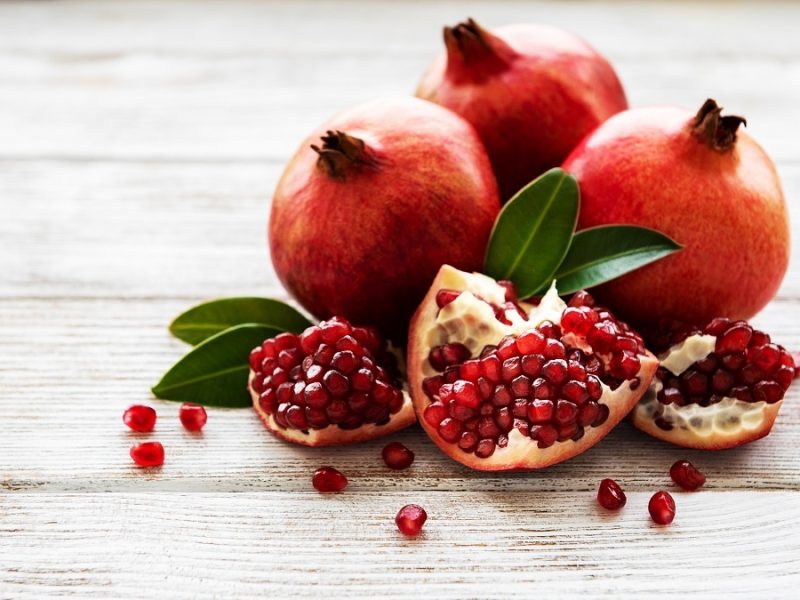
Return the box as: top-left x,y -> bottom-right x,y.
2,1 -> 799,597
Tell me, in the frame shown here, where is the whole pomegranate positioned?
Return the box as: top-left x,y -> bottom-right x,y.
407,266 -> 658,471
416,19 -> 627,201
270,97 -> 500,341
563,99 -> 789,327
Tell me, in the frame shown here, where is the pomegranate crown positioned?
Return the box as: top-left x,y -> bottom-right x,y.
311,130 -> 380,179
443,18 -> 516,81
691,99 -> 747,152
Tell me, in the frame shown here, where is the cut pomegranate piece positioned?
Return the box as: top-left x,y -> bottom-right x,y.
312,466 -> 348,492
249,317 -> 415,446
123,405 -> 156,433
670,459 -> 706,491
395,504 -> 427,536
597,479 -> 626,510
179,403 -> 207,432
648,491 -> 676,525
632,319 -> 795,449
382,442 -> 415,470
407,266 -> 658,471
130,441 -> 164,467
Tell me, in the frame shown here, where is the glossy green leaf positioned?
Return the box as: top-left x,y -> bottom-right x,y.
484,168 -> 579,298
170,297 -> 312,345
547,225 -> 683,295
152,324 -> 277,407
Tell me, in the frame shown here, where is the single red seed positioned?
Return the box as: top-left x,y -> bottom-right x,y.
395,504 -> 427,536
123,405 -> 157,433
716,323 -> 753,354
436,289 -> 461,308
670,459 -> 706,491
597,478 -> 627,510
179,403 -> 207,432
516,329 -> 546,354
130,441 -> 164,467
423,402 -> 447,427
312,466 -> 348,492
648,491 -> 676,525
382,442 -> 415,470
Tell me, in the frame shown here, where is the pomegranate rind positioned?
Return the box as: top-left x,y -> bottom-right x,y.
407,265 -> 658,471
249,372 -> 415,447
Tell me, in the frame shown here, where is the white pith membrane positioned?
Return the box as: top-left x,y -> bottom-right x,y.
407,265 -> 658,471
632,334 -> 783,449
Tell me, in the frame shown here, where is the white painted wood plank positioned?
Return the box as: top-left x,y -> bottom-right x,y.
1,491 -> 799,598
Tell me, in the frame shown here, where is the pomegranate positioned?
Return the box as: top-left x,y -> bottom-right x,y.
395,504 -> 427,536
123,405 -> 156,433
632,318 -> 795,449
406,265 -> 658,471
269,97 -> 500,341
670,460 -> 706,491
416,19 -> 627,201
648,491 -> 676,525
312,467 -> 348,493
382,442 -> 415,470
597,479 -> 626,510
130,441 -> 164,467
563,99 -> 789,327
179,403 -> 207,432
249,317 -> 415,446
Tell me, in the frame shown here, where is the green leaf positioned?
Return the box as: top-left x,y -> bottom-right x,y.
169,297 -> 312,345
484,168 -> 579,298
547,225 -> 683,295
152,324 -> 276,407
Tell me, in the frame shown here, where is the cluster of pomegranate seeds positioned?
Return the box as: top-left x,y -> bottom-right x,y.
130,441 -> 165,467
655,318 -> 795,409
312,466 -> 348,492
123,405 -> 157,432
648,491 -> 676,525
179,403 -> 208,432
395,504 -> 427,536
421,289 -> 647,457
382,442 -> 415,470
250,318 -> 404,432
670,459 -> 706,491
597,478 -> 627,510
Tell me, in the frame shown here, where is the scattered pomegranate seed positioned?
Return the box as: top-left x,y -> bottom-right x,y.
670,459 -> 706,491
791,352 -> 800,378
130,441 -> 164,467
596,478 -> 626,510
122,405 -> 156,433
382,442 -> 415,470
179,403 -> 208,432
648,491 -> 676,525
312,466 -> 348,492
395,504 -> 427,536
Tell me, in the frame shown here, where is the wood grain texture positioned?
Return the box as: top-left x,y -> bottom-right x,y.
1,0 -> 799,597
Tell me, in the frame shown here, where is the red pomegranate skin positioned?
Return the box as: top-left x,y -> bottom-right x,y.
563,105 -> 789,327
269,97 -> 500,340
417,22 -> 627,201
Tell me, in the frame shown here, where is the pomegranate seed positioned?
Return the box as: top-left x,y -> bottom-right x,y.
597,478 -> 626,510
123,405 -> 156,432
395,504 -> 427,536
568,290 -> 595,307
497,279 -> 518,301
179,403 -> 207,432
648,491 -> 676,525
312,466 -> 348,492
436,289 -> 461,308
670,460 -> 706,491
130,441 -> 164,467
516,329 -> 546,354
716,323 -> 753,354
382,442 -> 415,470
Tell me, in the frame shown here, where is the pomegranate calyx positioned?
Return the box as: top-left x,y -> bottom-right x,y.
311,130 -> 380,179
691,99 -> 747,152
443,18 -> 516,82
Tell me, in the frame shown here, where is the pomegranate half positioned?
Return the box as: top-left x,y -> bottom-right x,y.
407,266 -> 658,470
563,99 -> 789,327
416,19 -> 627,201
250,317 -> 415,446
269,97 -> 500,342
632,318 -> 795,449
